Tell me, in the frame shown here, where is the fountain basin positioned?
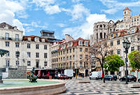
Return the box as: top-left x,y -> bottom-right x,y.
0,79 -> 66,95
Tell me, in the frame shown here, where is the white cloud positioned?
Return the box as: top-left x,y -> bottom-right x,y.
45,5 -> 61,14
32,0 -> 61,14
25,27 -> 35,32
99,0 -> 140,14
63,3 -> 90,21
0,0 -> 26,32
56,23 -> 66,27
72,0 -> 81,3
62,14 -> 108,39
23,21 -> 48,32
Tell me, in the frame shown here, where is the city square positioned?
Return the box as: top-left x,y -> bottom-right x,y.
0,0 -> 140,95
61,77 -> 140,95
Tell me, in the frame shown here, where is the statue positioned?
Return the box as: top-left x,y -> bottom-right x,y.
27,67 -> 38,82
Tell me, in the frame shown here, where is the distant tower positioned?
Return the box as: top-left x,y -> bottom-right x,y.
123,7 -> 131,23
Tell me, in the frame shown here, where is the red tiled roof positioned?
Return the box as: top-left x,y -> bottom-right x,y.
23,36 -> 48,42
113,29 -> 127,33
123,7 -> 131,11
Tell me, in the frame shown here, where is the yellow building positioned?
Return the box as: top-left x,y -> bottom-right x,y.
51,34 -> 91,76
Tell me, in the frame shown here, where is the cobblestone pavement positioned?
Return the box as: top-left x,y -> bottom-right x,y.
60,77 -> 140,95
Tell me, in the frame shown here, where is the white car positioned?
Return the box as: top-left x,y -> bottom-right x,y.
89,71 -> 102,80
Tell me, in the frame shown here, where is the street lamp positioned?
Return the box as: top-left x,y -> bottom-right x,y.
122,38 -> 131,84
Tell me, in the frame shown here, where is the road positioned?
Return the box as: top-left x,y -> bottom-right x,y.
60,77 -> 140,95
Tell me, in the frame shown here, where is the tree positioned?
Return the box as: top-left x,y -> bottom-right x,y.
104,54 -> 125,72
90,42 -> 111,83
128,50 -> 140,70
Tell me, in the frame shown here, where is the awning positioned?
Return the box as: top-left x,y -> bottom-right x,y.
0,49 -> 9,57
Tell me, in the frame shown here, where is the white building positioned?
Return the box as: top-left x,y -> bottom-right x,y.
0,22 -> 58,71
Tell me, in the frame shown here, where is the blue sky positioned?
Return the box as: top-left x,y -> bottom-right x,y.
0,0 -> 140,39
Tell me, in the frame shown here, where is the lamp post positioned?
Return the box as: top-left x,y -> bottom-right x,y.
122,38 -> 131,84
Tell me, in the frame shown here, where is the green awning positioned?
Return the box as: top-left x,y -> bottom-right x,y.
0,49 -> 9,57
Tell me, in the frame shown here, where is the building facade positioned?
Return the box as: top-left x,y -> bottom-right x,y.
0,22 -> 58,71
91,7 -> 140,77
51,34 -> 91,76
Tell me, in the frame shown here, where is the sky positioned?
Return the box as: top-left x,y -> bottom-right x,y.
0,0 -> 140,39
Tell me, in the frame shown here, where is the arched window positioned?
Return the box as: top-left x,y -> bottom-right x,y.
104,33 -> 106,38
100,25 -> 102,28
96,33 -> 98,39
100,33 -> 102,39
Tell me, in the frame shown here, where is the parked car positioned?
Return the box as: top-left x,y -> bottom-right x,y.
64,69 -> 73,79
58,74 -> 69,79
89,71 -> 102,80
138,78 -> 140,83
119,75 -> 137,82
104,75 -> 117,81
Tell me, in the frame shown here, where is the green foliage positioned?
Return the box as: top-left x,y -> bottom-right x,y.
128,50 -> 140,70
104,54 -> 125,72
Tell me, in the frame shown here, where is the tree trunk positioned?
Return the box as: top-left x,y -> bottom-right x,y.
101,66 -> 105,83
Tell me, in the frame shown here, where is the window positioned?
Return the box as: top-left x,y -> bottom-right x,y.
5,42 -> 9,47
138,46 -> 140,51
16,61 -> 19,66
85,55 -> 88,59
70,56 -> 72,60
73,63 -> 75,68
67,56 -> 68,60
15,51 -> 20,58
63,57 -> 65,61
117,49 -> 121,55
111,34 -> 113,38
44,53 -> 47,58
70,49 -> 71,53
80,48 -> 82,52
131,37 -> 135,42
80,62 -> 82,67
84,41 -> 88,46
117,40 -> 120,45
27,43 -> 30,48
5,52 -> 9,57
15,34 -> 19,41
131,28 -> 134,33
70,62 -> 72,68
73,55 -> 75,60
36,60 -> 39,68
79,41 -> 83,45
44,61 -> 47,66
85,48 -> 88,52
120,25 -> 123,28
6,59 -> 10,67
27,52 -> 31,57
110,50 -> 113,55
67,49 -> 68,53
131,47 -> 134,51
73,48 -> 75,52
110,41 -> 113,46
80,55 -> 82,59
36,44 -> 39,49
44,45 -> 47,50
116,33 -> 118,37
36,53 -> 39,58
15,43 -> 19,47
27,61 -> 31,66
5,33 -> 9,40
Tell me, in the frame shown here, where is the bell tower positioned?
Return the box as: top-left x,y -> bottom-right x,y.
123,7 -> 131,23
